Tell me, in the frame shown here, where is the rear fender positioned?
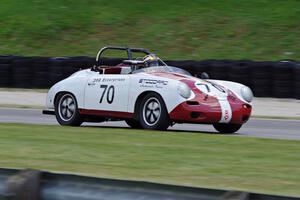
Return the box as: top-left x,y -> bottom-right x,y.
46,76 -> 88,109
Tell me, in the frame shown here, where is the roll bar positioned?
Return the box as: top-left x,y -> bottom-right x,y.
96,46 -> 151,62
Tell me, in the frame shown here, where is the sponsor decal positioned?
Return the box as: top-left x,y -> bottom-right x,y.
138,79 -> 168,89
92,78 -> 102,83
88,78 -> 126,86
93,78 -> 125,83
102,78 -> 125,82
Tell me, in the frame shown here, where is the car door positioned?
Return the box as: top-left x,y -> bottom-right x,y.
84,72 -> 130,112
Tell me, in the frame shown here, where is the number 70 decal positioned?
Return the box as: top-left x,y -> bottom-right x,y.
99,85 -> 115,104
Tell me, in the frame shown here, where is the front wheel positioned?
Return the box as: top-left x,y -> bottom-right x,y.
138,93 -> 170,130
213,123 -> 242,134
55,93 -> 83,126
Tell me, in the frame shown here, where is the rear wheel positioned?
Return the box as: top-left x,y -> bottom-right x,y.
125,119 -> 142,129
213,123 -> 242,134
55,93 -> 82,126
138,93 -> 170,130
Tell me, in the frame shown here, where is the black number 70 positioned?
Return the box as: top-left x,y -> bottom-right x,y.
99,85 -> 115,104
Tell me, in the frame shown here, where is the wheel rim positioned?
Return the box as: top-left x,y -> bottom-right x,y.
58,94 -> 76,121
142,97 -> 161,126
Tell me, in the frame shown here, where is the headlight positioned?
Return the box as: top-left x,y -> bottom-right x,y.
177,82 -> 191,99
241,86 -> 253,102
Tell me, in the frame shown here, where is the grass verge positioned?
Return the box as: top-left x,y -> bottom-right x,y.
0,123 -> 299,196
1,0 -> 300,60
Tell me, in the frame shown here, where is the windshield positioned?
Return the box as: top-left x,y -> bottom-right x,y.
132,66 -> 192,76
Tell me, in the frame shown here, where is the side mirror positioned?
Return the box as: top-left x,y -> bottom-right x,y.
200,72 -> 210,79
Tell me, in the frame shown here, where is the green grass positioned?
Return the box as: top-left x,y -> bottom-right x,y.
1,0 -> 300,60
0,123 -> 299,196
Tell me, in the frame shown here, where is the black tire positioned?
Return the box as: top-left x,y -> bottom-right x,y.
125,119 -> 142,129
213,123 -> 242,134
138,93 -> 170,130
55,93 -> 82,126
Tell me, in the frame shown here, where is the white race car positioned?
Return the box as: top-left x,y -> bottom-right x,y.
43,46 -> 253,133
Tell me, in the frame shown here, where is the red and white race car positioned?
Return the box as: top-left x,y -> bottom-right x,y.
43,46 -> 253,133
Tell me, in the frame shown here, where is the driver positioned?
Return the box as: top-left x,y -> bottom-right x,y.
143,54 -> 160,67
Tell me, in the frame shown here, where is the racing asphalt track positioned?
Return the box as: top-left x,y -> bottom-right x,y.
0,108 -> 299,140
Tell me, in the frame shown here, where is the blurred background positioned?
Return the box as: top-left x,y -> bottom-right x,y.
1,0 -> 300,60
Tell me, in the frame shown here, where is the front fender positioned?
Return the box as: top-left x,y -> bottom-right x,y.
127,75 -> 190,113
210,80 -> 253,104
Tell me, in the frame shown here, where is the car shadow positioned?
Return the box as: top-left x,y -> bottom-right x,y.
81,124 -> 231,135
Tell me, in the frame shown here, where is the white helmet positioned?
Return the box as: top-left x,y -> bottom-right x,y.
143,54 -> 159,67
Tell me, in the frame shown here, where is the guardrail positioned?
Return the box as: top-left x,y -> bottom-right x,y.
0,55 -> 299,99
0,168 -> 299,200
